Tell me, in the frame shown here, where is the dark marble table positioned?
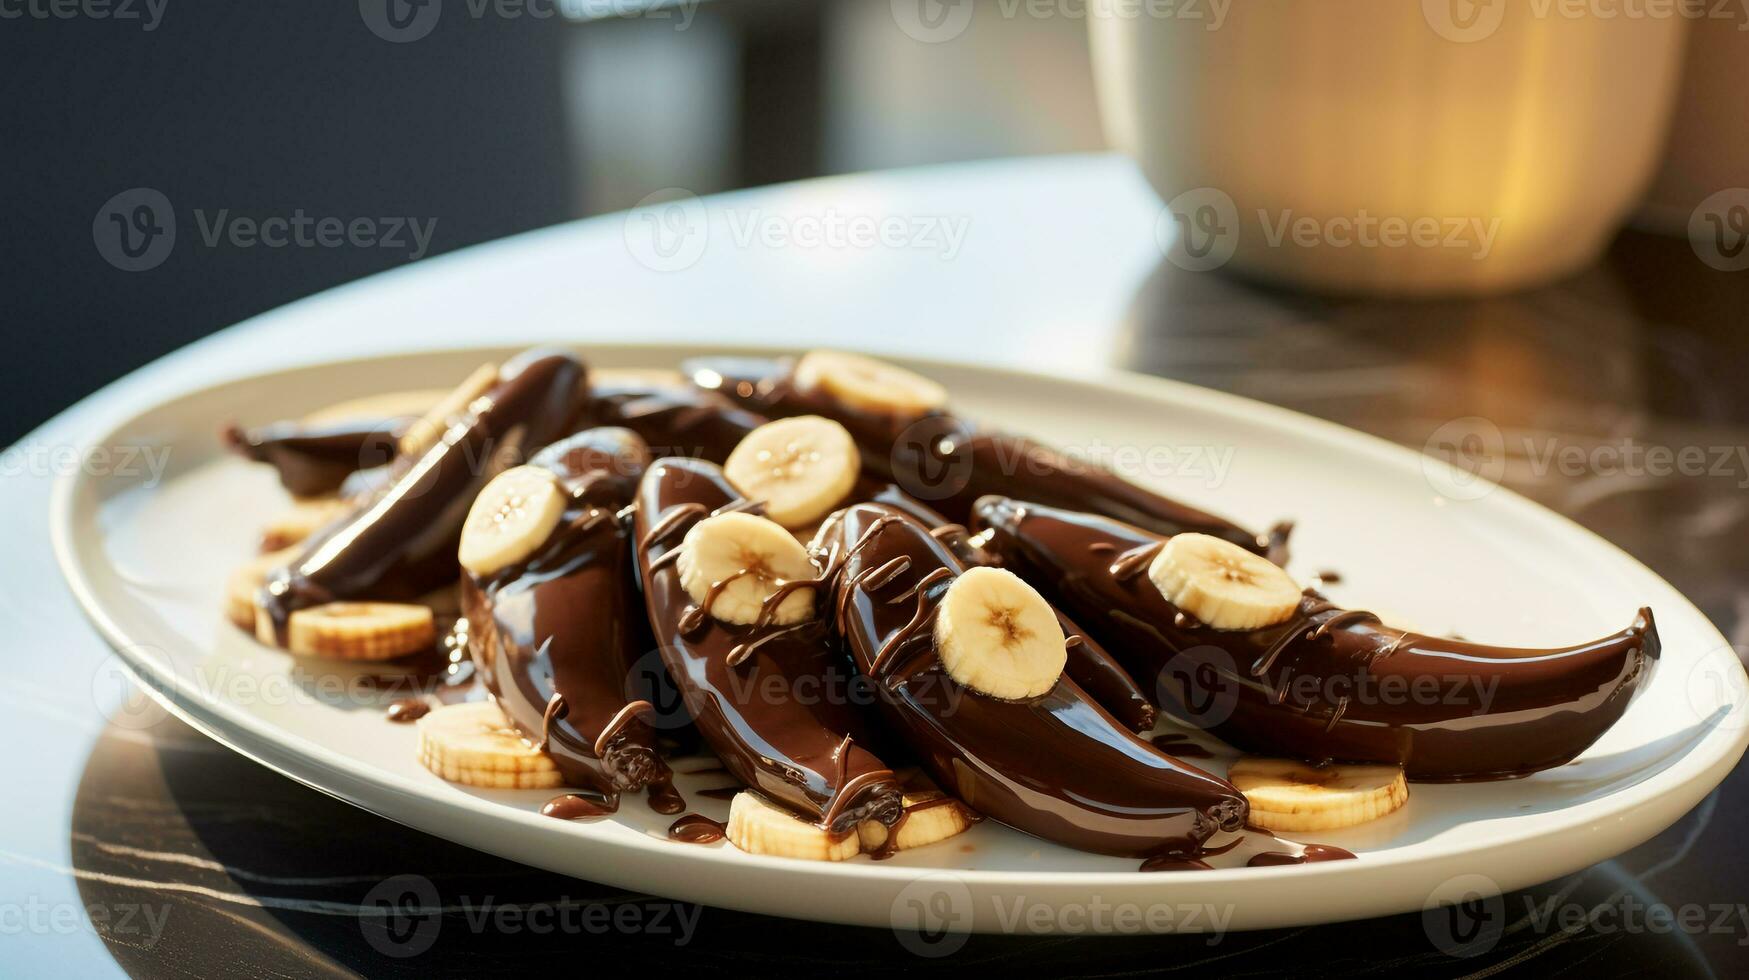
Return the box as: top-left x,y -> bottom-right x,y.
8,156 -> 1747,977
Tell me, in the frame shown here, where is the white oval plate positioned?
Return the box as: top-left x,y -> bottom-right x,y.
51,344 -> 1749,934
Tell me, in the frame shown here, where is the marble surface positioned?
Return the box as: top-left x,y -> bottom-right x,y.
6,154 -> 1748,977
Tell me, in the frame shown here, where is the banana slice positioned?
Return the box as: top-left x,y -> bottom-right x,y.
1148,533 -> 1301,631
399,363 -> 499,459
457,465 -> 566,577
722,416 -> 860,529
256,601 -> 436,660
933,566 -> 1066,700
301,388 -> 449,426
792,350 -> 948,417
223,545 -> 303,629
675,512 -> 816,626
590,367 -> 685,388
417,701 -> 565,790
725,791 -> 861,861
260,495 -> 355,552
1228,756 -> 1408,832
857,791 -> 979,854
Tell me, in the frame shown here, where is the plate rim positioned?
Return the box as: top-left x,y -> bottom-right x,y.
48,342 -> 1749,903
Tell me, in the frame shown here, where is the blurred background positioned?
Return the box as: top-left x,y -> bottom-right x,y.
3,0 -> 1744,443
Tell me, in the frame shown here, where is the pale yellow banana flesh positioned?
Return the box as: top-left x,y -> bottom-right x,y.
676,512 -> 816,626
398,363 -> 499,459
726,791 -> 861,861
793,350 -> 948,416
457,464 -> 566,576
417,701 -> 564,790
857,791 -> 979,854
933,566 -> 1066,700
1229,756 -> 1408,831
224,546 -> 304,630
1148,533 -> 1301,630
259,496 -> 355,553
255,601 -> 435,660
722,415 -> 861,529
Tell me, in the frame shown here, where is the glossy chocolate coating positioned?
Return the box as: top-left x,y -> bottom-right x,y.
684,355 -> 1285,559
258,350 -> 589,639
462,428 -> 668,796
973,496 -> 1662,781
859,483 -> 1157,733
821,502 -> 1246,857
633,457 -> 903,832
581,377 -> 765,464
223,418 -> 402,497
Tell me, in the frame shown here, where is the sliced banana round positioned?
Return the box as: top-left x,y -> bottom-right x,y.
792,350 -> 948,417
1228,756 -> 1408,832
417,701 -> 564,790
726,791 -> 860,861
458,465 -> 566,577
722,416 -> 860,529
260,495 -> 355,552
675,512 -> 816,626
857,791 -> 979,854
933,566 -> 1066,700
260,601 -> 436,660
399,362 -> 500,459
1148,533 -> 1301,631
224,545 -> 303,630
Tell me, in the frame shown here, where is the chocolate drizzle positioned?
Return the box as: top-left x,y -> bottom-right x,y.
633,457 -> 904,834
684,355 -> 1286,558
541,793 -> 619,821
973,496 -> 1663,781
257,349 -> 590,644
823,502 -> 1248,857
461,426 -> 670,797
667,813 -> 727,844
223,417 -> 403,497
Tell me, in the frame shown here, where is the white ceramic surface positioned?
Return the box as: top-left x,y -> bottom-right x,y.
51,344 -> 1749,934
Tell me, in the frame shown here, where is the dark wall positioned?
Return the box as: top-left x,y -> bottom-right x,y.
1,1 -> 573,443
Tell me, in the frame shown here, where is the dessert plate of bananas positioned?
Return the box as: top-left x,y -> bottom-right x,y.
52,344 -> 1749,932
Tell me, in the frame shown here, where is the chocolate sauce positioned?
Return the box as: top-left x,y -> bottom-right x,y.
1246,843 -> 1355,867
463,428 -> 670,798
541,792 -> 619,821
822,502 -> 1247,858
1149,733 -> 1214,759
223,417 -> 403,497
973,497 -> 1662,781
634,458 -> 904,834
1316,569 -> 1343,584
667,814 -> 726,844
257,349 -> 589,643
695,787 -> 741,801
684,356 -> 1284,558
647,780 -> 686,815
580,378 -> 765,463
384,698 -> 431,723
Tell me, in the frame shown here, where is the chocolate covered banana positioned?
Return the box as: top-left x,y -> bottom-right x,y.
685,351 -> 1288,560
973,496 -> 1661,781
459,428 -> 671,800
580,374 -> 766,463
821,502 -> 1246,858
633,457 -> 904,837
253,349 -> 589,651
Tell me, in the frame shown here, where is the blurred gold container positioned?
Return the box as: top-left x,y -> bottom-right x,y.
1090,0 -> 1689,295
